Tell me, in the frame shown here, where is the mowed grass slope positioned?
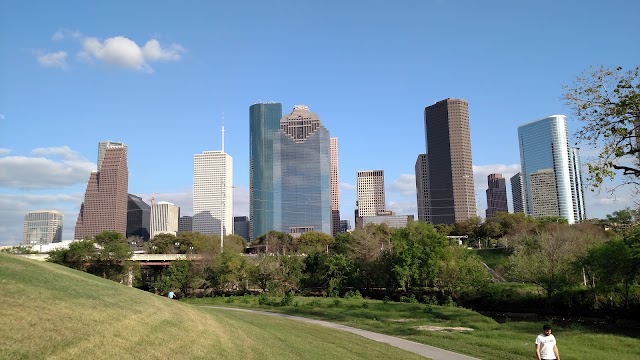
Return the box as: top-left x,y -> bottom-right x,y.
0,254 -> 425,360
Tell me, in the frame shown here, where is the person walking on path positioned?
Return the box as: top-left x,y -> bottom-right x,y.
535,324 -> 560,360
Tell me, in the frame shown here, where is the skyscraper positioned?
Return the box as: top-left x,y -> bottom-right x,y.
75,142 -> 128,239
23,210 -> 63,245
424,98 -> 476,224
233,216 -> 250,241
193,150 -> 233,237
485,173 -> 508,218
150,201 -> 180,238
127,194 -> 150,240
510,172 -> 525,214
569,147 -> 587,222
249,102 -> 283,241
518,115 -> 586,224
273,105 -> 331,236
178,216 -> 193,233
357,170 -> 385,217
415,154 -> 430,222
330,137 -> 340,237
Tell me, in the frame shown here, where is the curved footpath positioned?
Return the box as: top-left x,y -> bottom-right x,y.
201,306 -> 479,360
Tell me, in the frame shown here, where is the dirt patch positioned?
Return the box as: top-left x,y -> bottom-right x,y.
415,325 -> 474,332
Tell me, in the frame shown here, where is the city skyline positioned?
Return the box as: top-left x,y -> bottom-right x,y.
1,1 -> 639,244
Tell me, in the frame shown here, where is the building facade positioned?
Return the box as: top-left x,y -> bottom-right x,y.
424,98 -> 476,224
249,102 -> 283,241
510,172 -> 525,214
233,216 -> 250,241
75,142 -> 128,239
569,147 -> 587,222
330,137 -> 340,237
518,115 -> 586,224
126,194 -> 150,240
193,150 -> 233,237
357,170 -> 385,218
361,213 -> 414,229
415,154 -> 430,222
178,216 -> 193,233
23,210 -> 63,245
485,173 -> 508,218
150,201 -> 180,238
273,105 -> 331,236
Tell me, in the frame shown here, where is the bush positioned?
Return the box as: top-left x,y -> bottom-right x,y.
344,290 -> 363,299
280,292 -> 295,307
443,296 -> 457,307
258,293 -> 271,306
331,298 -> 342,307
305,299 -> 322,308
362,302 -> 369,308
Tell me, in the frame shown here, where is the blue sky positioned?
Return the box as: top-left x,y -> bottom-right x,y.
1,0 -> 638,245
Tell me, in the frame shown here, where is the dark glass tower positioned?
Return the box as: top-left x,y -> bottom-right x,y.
485,174 -> 508,218
126,194 -> 150,240
424,98 -> 476,224
249,102 -> 283,240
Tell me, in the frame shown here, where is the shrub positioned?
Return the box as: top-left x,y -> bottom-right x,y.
280,292 -> 295,307
344,290 -> 363,299
362,302 -> 369,308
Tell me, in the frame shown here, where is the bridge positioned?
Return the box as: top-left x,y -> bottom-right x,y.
17,253 -> 202,266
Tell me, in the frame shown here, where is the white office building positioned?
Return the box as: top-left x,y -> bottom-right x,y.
357,170 -> 385,217
23,210 -> 63,245
193,150 -> 233,237
150,201 -> 180,239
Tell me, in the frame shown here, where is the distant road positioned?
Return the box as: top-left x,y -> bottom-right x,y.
202,306 -> 480,360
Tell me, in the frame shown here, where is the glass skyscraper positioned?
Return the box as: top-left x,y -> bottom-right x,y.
518,115 -> 586,224
273,105 -> 331,236
250,103 -> 331,239
250,102 -> 283,240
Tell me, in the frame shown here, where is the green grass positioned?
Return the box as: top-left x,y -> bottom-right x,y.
0,254 -> 426,360
474,248 -> 510,269
186,294 -> 640,360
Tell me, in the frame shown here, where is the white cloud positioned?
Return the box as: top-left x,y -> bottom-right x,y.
78,36 -> 184,72
52,31 -> 64,41
340,182 -> 356,191
0,147 -> 95,189
37,51 -> 68,69
0,149 -> 10,155
142,40 -> 184,61
389,174 -> 416,196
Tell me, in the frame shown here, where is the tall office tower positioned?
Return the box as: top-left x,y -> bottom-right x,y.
339,219 -> 351,233
98,141 -> 126,170
357,170 -> 385,218
518,115 -> 578,223
274,105 -> 331,235
178,216 -> 193,233
424,98 -> 476,224
485,174 -> 508,218
75,143 -> 128,239
23,210 -> 63,245
233,216 -> 250,241
569,147 -> 587,222
193,150 -> 233,237
150,201 -> 180,238
510,172 -> 525,213
126,194 -> 150,240
529,169 -> 560,217
330,137 -> 340,237
249,102 -> 283,241
415,154 -> 430,222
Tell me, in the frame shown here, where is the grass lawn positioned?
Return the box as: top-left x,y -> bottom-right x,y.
186,294 -> 640,360
0,254 -> 425,360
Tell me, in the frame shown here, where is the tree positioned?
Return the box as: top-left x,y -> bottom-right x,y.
298,231 -> 334,254
157,260 -> 194,296
437,247 -> 489,298
48,239 -> 96,271
91,231 -> 134,282
213,252 -> 250,291
563,65 -> 640,188
391,221 -> 448,290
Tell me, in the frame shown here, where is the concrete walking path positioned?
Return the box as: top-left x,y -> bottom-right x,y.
201,306 -> 480,360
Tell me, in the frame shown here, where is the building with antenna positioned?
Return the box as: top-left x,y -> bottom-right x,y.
192,117 -> 233,239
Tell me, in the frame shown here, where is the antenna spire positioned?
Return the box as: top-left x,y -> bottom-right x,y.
221,112 -> 225,153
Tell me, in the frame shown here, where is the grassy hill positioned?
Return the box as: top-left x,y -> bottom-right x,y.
0,254 -> 424,360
